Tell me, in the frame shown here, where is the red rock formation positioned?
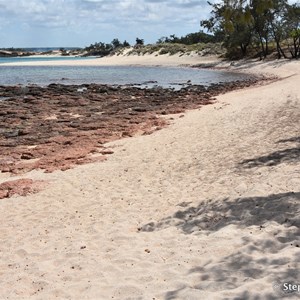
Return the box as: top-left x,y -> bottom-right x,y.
0,179 -> 45,199
0,79 -> 268,175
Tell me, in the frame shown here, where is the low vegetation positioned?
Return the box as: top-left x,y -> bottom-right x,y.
82,32 -> 223,57
126,42 -> 223,56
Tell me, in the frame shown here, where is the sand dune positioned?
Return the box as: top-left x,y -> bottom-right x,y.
0,58 -> 299,299
0,51 -> 219,67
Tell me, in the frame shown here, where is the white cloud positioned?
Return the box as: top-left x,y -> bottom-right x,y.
0,0 -> 210,25
0,0 -> 212,47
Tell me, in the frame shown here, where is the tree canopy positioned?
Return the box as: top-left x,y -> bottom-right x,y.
201,0 -> 300,59
84,38 -> 131,56
157,31 -> 219,45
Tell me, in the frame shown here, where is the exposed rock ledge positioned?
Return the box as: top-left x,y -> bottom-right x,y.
0,78 -> 272,198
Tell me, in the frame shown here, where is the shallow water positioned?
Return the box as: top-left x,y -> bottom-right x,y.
0,62 -> 250,88
0,56 -> 93,64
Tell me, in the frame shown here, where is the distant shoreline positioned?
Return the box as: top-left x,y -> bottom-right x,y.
0,50 -> 221,67
1,47 -> 297,73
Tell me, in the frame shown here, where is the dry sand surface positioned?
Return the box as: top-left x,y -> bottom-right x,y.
0,51 -> 219,67
0,58 -> 299,299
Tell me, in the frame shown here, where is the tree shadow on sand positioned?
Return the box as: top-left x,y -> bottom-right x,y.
277,136 -> 300,144
164,240 -> 300,300
139,192 -> 300,299
164,248 -> 300,299
140,192 -> 300,235
238,147 -> 300,168
144,138 -> 300,299
238,136 -> 300,169
228,59 -> 295,71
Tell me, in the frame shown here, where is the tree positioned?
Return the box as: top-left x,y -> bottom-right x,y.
169,34 -> 180,43
201,0 -> 254,57
250,0 -> 273,58
135,38 -> 144,46
111,38 -> 121,49
157,36 -> 169,44
201,0 -> 297,59
123,40 -> 130,47
180,31 -> 218,44
84,41 -> 113,56
265,0 -> 289,58
285,3 -> 300,58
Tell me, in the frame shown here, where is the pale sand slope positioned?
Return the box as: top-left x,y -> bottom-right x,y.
0,52 -> 219,67
0,60 -> 299,300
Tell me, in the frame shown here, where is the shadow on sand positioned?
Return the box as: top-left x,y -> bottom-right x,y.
238,147 -> 300,168
230,58 -> 295,71
140,192 -> 300,299
140,136 -> 300,299
140,192 -> 300,235
238,136 -> 300,168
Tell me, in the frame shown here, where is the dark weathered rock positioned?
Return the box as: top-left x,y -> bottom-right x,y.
20,152 -> 34,160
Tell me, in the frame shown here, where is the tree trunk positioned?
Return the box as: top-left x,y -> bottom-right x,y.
276,42 -> 286,59
265,39 -> 269,56
270,22 -> 286,59
240,44 -> 248,57
258,34 -> 266,58
294,37 -> 300,58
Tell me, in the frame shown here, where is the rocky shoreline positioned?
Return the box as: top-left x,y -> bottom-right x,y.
0,77 -> 272,198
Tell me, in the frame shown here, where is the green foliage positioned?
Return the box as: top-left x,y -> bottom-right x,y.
135,38 -> 144,46
123,40 -> 130,47
285,3 -> 300,58
201,0 -> 254,57
201,0 -> 299,59
111,38 -> 122,49
157,31 -> 220,45
84,38 -> 131,56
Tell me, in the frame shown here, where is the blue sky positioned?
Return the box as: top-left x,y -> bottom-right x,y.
0,0 -> 298,48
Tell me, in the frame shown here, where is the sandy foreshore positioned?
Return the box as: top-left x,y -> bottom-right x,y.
0,51 -> 220,67
0,56 -> 299,299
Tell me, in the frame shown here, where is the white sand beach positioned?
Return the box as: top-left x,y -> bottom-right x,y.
0,51 -> 220,67
0,57 -> 299,299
